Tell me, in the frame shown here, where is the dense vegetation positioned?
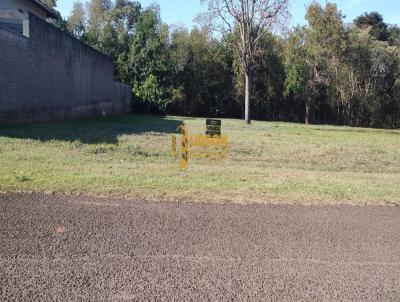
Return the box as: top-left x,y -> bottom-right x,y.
49,0 -> 400,128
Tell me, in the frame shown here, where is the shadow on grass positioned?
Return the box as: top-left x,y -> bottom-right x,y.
0,114 -> 183,144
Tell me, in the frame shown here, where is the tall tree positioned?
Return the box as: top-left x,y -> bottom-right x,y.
109,0 -> 142,82
235,32 -> 285,121
200,0 -> 290,124
86,0 -> 112,48
128,6 -> 177,112
305,2 -> 348,123
284,27 -> 315,124
355,12 -> 388,41
67,1 -> 86,39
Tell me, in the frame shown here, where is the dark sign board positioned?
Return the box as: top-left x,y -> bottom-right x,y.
206,119 -> 221,137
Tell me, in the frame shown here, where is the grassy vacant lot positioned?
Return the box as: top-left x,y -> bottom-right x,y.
0,114 -> 399,205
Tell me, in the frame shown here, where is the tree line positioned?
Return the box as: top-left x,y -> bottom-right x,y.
47,0 -> 400,128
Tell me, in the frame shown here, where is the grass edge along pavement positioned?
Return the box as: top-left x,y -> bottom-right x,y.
0,114 -> 399,205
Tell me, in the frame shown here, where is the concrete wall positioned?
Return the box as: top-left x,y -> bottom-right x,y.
0,13 -> 132,124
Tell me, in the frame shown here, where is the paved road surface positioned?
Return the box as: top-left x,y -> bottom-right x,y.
0,193 -> 399,301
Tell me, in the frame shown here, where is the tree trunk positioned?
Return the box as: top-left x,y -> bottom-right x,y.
305,101 -> 310,125
245,71 -> 251,124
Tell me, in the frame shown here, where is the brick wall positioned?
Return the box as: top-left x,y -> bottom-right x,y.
0,13 -> 132,124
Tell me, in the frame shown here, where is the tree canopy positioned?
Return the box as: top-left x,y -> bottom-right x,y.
54,1 -> 400,128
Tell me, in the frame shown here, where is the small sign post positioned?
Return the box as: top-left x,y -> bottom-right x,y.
206,119 -> 222,137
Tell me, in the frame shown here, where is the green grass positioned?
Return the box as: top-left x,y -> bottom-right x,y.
1,114 -> 399,205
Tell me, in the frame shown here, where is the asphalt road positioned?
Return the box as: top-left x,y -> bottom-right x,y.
0,193 -> 399,301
